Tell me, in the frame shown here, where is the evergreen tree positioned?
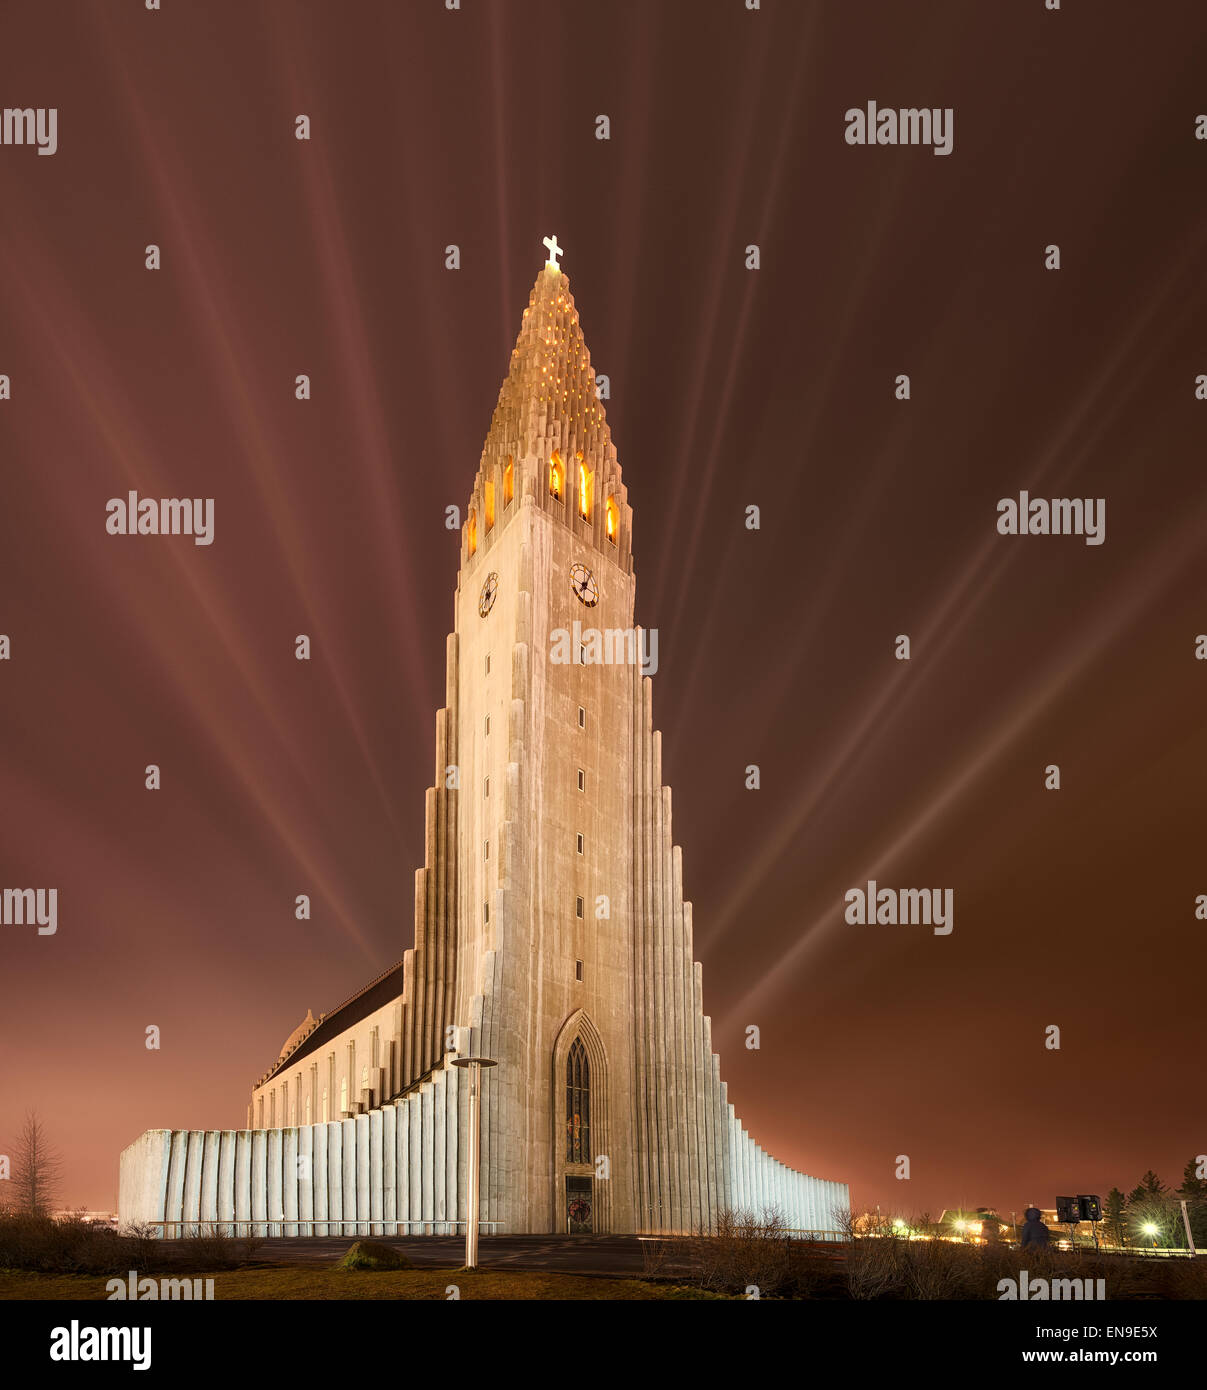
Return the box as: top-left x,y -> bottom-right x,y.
1104,1188 -> 1127,1248
1126,1171 -> 1173,1247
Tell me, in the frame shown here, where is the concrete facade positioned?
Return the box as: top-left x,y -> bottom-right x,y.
119,256 -> 848,1237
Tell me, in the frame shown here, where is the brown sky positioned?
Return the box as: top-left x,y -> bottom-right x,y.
1,0 -> 1205,1217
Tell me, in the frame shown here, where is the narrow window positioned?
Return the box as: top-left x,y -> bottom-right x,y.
549,450 -> 564,500
577,768 -> 585,792
484,480 -> 495,530
467,509 -> 477,555
484,900 -> 490,924
485,713 -> 490,736
577,455 -> 593,520
484,839 -> 490,861
576,833 -> 584,855
574,959 -> 584,983
576,895 -> 584,919
577,706 -> 585,729
503,456 -> 514,505
565,1038 -> 590,1159
340,1076 -> 348,1114
484,776 -> 489,798
606,496 -> 618,544
485,653 -> 491,676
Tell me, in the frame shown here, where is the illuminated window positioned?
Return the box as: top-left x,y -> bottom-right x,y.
484,481 -> 495,530
549,450 -> 564,500
467,509 -> 477,555
606,496 -> 618,544
566,1039 -> 590,1160
577,455 -> 593,520
503,457 -> 514,505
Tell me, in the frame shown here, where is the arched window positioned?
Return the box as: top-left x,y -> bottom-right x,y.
503,457 -> 514,505
549,450 -> 564,501
577,455 -> 593,521
605,496 -> 618,544
467,508 -> 477,555
565,1039 -> 590,1164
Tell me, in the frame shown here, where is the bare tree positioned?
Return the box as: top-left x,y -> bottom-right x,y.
8,1112 -> 63,1215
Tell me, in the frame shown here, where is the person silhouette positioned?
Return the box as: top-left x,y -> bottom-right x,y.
1019,1207 -> 1050,1249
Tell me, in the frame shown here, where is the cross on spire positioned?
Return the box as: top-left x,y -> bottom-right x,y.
542,234 -> 563,269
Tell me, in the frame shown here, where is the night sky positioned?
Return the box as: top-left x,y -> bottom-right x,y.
1,0 -> 1204,1218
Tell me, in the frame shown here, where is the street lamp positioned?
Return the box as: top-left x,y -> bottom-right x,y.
451,1056 -> 497,1270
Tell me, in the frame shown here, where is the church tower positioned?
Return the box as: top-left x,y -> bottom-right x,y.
446,240 -> 748,1234
119,242 -> 848,1241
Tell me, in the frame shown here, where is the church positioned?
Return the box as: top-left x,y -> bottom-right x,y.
119,242 -> 848,1238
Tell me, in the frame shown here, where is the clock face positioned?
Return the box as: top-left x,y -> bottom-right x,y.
478,572 -> 498,617
570,562 -> 598,608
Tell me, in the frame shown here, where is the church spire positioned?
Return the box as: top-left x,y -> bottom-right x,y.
462,240 -> 630,568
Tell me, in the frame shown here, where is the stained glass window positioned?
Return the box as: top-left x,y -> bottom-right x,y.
565,1039 -> 590,1163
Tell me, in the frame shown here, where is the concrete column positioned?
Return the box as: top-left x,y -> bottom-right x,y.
445,1065 -> 459,1234
420,1083 -> 435,1231
327,1121 -> 343,1234
432,1072 -> 447,1234
234,1131 -> 251,1229
408,1091 -> 422,1228
369,1109 -> 384,1234
345,1117 -> 362,1234
396,1101 -> 410,1234
217,1132 -> 236,1232
382,1105 -> 397,1229
250,1130 -> 267,1236
298,1124 -> 314,1235
198,1131 -> 219,1225
282,1129 -> 298,1236
266,1129 -> 283,1235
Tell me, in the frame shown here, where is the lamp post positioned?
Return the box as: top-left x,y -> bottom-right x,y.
451,1056 -> 497,1270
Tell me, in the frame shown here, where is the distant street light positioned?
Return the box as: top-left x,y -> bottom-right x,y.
451,1056 -> 497,1270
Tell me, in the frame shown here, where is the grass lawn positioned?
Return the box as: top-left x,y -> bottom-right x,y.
0,1265 -> 727,1301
